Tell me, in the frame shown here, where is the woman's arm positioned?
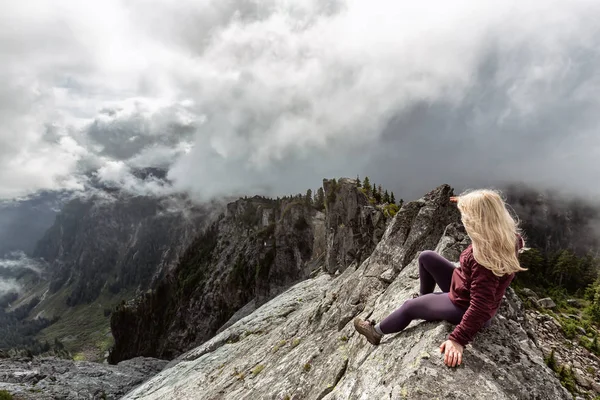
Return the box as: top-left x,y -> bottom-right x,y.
448,262 -> 500,346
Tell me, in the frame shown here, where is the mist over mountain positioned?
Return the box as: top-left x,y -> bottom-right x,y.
0,191 -> 67,257
505,183 -> 600,256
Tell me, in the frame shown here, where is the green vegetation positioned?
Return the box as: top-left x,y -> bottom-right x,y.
557,365 -> 577,395
326,179 -> 338,206
0,390 -> 13,400
0,294 -> 57,354
177,224 -> 219,297
303,363 -> 311,372
314,187 -> 325,211
362,177 -> 371,194
516,248 -> 598,296
35,287 -> 129,361
252,364 -> 265,376
544,350 -> 577,395
383,203 -> 400,218
231,255 -> 249,286
359,177 -> 398,210
516,249 -> 599,324
291,338 -> 300,348
544,349 -> 558,372
586,280 -> 600,324
305,189 -> 313,207
255,246 -> 276,281
272,339 -> 287,353
239,202 -> 261,227
520,245 -> 600,394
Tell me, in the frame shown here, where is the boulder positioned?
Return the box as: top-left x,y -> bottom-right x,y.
537,298 -> 557,309
521,288 -> 539,299
566,299 -> 581,308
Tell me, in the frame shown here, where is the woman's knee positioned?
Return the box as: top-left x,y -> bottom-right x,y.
400,297 -> 423,317
419,250 -> 438,265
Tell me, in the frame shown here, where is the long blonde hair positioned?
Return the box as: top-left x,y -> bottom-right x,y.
457,189 -> 526,276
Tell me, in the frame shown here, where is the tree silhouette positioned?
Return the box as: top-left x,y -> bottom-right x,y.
362,177 -> 371,194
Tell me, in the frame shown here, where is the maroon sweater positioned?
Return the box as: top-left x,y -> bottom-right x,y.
448,236 -> 524,346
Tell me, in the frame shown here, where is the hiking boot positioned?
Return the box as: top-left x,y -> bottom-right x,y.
353,318 -> 382,345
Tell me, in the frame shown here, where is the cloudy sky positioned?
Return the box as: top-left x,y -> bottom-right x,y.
1,0 -> 600,202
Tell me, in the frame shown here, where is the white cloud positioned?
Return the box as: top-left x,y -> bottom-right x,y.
0,252 -> 44,295
1,0 -> 600,200
96,160 -> 175,197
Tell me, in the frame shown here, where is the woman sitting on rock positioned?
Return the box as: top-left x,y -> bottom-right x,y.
354,189 -> 525,367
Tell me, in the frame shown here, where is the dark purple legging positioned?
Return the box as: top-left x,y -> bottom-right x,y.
379,250 -> 467,334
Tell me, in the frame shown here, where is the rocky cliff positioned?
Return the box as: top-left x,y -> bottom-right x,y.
34,193 -> 209,305
323,179 -> 387,274
121,185 -> 571,400
110,178 -> 388,363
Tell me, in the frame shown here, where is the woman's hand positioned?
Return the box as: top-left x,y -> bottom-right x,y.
440,339 -> 464,367
449,196 -> 459,203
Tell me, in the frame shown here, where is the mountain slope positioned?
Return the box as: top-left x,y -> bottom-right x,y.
2,191 -> 212,360
34,194 -> 208,305
123,184 -> 569,400
110,178 -> 388,362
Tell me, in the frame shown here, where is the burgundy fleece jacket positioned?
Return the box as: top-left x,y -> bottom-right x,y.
448,236 -> 524,346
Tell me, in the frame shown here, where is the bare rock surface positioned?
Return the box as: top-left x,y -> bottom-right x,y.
0,356 -> 166,399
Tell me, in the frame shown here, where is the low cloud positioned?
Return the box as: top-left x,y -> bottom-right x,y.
0,252 -> 45,295
1,1 -> 599,201
0,252 -> 44,275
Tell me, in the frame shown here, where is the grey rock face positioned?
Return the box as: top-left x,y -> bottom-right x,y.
520,288 -> 539,299
323,178 -> 387,274
0,356 -> 166,399
110,179 -> 390,363
34,194 -> 209,305
122,185 -> 569,400
110,195 -> 322,363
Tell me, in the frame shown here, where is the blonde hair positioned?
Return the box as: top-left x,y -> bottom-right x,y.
457,189 -> 526,276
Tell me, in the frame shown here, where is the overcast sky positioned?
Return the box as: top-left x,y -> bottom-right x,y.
1,0 -> 599,202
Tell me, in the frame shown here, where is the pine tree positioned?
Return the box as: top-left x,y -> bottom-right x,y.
390,192 -> 396,204
315,187 -> 325,210
383,190 -> 390,204
363,177 -> 371,194
356,175 -> 361,187
378,185 -> 383,195
305,189 -> 313,207
372,182 -> 377,198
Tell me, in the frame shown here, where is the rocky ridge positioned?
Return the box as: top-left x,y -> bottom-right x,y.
109,178 -> 388,363
122,185 -> 570,400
